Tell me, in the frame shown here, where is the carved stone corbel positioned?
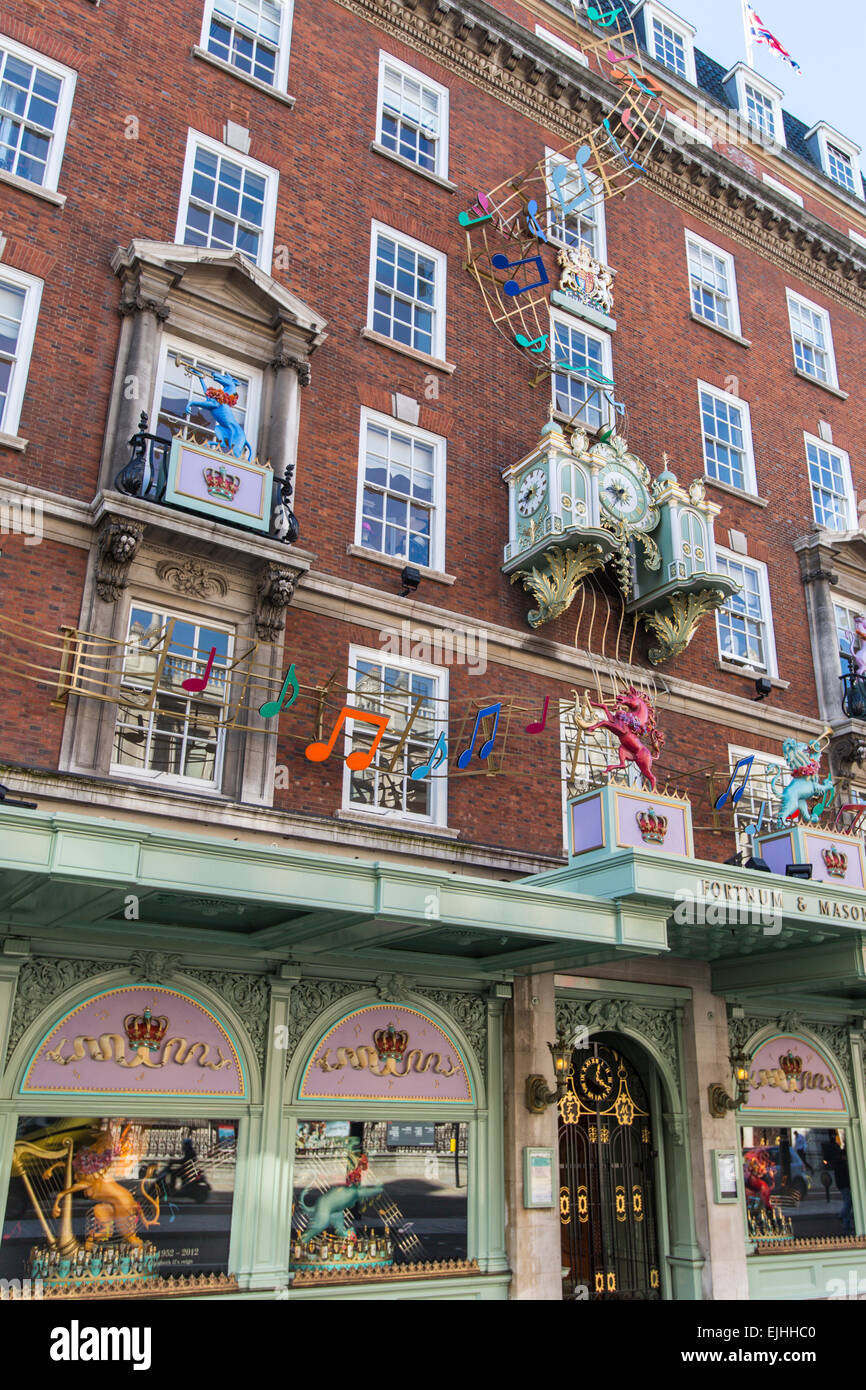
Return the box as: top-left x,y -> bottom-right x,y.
255,561 -> 303,641
271,351 -> 312,387
118,293 -> 170,321
129,950 -> 183,981
95,516 -> 145,602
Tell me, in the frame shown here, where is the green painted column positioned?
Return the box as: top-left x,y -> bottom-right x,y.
483,989 -> 509,1274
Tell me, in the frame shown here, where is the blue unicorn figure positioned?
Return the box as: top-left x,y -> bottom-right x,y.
182,363 -> 252,458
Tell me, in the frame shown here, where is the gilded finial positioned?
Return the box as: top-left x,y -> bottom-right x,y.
662,451 -> 670,467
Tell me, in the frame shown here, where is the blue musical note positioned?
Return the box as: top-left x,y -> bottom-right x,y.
516,331 -> 549,353
714,755 -> 754,811
526,198 -> 548,242
457,704 -> 501,768
744,800 -> 767,838
602,117 -> 646,172
411,731 -> 448,781
551,146 -> 594,217
491,253 -> 549,296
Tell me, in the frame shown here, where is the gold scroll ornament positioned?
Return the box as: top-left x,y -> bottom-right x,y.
314,1045 -> 458,1078
46,1034 -> 231,1070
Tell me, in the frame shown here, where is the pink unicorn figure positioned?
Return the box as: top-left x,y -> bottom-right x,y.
574,687 -> 665,791
852,616 -> 866,678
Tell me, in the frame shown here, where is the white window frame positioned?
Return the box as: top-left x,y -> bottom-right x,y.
110,600 -> 235,792
200,0 -> 293,91
175,129 -> 278,272
343,643 -> 448,827
0,264 -> 43,438
0,35 -> 77,191
534,26 -> 588,67
366,220 -> 447,361
544,146 -> 608,263
786,289 -> 838,389
636,2 -> 696,85
550,310 -> 615,433
834,599 -> 864,676
714,548 -> 778,678
725,743 -> 782,848
151,334 -> 263,453
375,51 -> 449,179
723,64 -> 785,150
355,407 -> 446,572
806,122 -> 863,201
697,380 -> 757,497
685,230 -> 741,336
804,433 -> 855,532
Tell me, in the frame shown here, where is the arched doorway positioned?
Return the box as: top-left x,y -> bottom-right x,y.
559,1037 -> 661,1300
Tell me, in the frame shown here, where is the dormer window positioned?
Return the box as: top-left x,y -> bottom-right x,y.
805,122 -> 863,200
723,64 -> 785,150
634,2 -> 696,85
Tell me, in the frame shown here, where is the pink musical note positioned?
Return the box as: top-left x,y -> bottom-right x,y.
551,146 -> 594,217
457,195 -> 493,228
181,646 -> 216,693
457,704 -> 501,768
491,252 -> 549,296
526,696 -> 550,736
305,705 -> 390,772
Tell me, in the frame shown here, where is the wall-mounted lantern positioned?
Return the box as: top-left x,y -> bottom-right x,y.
526,1037 -> 573,1113
708,1045 -> 751,1118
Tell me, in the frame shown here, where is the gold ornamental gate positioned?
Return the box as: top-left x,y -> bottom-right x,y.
558,1041 -> 661,1300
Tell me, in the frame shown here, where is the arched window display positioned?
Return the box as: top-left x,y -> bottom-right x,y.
738,1032 -> 854,1247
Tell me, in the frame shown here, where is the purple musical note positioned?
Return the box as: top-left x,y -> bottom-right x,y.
526,696 -> 550,736
491,253 -> 549,296
181,646 -> 216,694
551,146 -> 594,217
457,704 -> 501,768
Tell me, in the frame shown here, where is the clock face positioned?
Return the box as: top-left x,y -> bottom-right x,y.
598,461 -> 651,528
517,468 -> 547,517
576,1055 -> 614,1105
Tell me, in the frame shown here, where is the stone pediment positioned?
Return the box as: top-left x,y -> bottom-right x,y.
112,240 -> 327,352
796,529 -> 866,591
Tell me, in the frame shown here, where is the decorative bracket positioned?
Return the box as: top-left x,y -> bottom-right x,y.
510,543 -> 607,628
255,561 -> 304,642
638,589 -> 727,666
95,516 -> 146,603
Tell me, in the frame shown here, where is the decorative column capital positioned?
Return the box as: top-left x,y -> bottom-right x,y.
255,561 -> 303,641
118,293 -> 171,321
95,515 -> 146,603
270,351 -> 311,386
801,565 -> 839,586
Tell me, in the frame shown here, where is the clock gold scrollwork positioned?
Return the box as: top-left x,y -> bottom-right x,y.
632,1185 -> 644,1221
615,1186 -> 627,1222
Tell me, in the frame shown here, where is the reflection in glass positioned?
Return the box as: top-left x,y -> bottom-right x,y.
741,1126 -> 854,1243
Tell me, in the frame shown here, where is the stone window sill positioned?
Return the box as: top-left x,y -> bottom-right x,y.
335,808 -> 461,839
360,327 -> 456,374
689,312 -> 751,347
0,431 -> 27,452
346,544 -> 456,585
793,367 -> 848,399
703,475 -> 769,508
716,659 -> 790,689
191,46 -> 296,105
370,142 -> 457,191
0,167 -> 66,206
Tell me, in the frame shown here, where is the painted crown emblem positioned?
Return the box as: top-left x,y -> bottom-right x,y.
203,465 -> 241,501
373,1022 -> 409,1064
123,1006 -> 169,1052
636,808 -> 668,844
822,845 -> 848,877
779,1050 -> 802,1078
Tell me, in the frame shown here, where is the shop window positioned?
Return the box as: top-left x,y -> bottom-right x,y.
1,1117 -> 238,1293
344,646 -> 447,824
290,1119 -> 468,1278
742,1126 -> 854,1242
111,604 -> 235,789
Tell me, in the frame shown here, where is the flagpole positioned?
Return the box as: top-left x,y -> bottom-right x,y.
742,0 -> 754,66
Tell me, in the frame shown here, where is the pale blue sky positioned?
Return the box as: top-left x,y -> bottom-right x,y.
666,0 -> 866,151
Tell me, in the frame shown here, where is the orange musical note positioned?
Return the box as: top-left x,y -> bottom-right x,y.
305,705 -> 390,772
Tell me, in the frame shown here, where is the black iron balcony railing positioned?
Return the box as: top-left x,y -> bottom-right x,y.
114,412 -> 298,545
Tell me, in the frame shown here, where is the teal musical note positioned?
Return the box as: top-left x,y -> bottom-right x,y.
259,663 -> 299,719
457,704 -> 501,768
553,361 -> 615,388
458,195 -> 493,228
410,731 -> 448,781
587,3 -> 623,27
491,252 -> 549,296
551,146 -> 594,217
516,331 -> 549,353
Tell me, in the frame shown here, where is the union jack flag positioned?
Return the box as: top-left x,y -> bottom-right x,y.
746,5 -> 802,73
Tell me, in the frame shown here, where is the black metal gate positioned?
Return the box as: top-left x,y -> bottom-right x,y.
558,1041 -> 661,1300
